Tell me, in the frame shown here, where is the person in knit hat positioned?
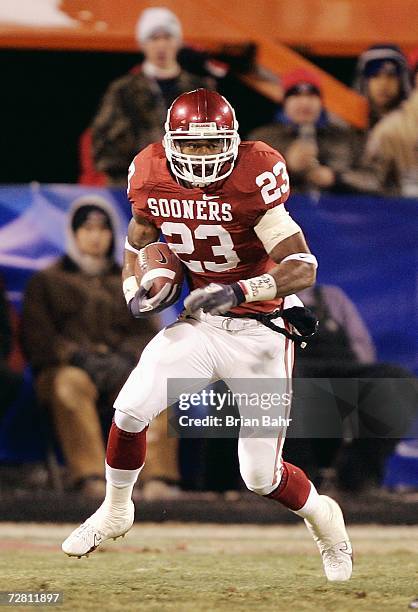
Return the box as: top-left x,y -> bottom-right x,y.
365,84 -> 418,197
135,7 -> 182,46
248,68 -> 380,194
91,7 -> 211,186
354,44 -> 411,129
22,196 -> 162,498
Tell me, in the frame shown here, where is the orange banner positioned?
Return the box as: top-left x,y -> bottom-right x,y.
1,0 -> 415,128
0,0 -> 416,53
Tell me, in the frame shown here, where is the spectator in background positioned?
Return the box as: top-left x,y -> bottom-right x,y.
248,68 -> 379,194
91,7 -> 212,186
353,44 -> 411,130
21,196 -> 168,498
286,284 -> 416,493
363,47 -> 418,197
0,278 -> 22,420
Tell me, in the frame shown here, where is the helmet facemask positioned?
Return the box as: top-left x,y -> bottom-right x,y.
163,123 -> 240,186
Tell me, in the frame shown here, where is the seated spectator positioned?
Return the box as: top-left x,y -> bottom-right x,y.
21,196 -> 160,498
285,284 -> 416,492
353,44 -> 411,129
296,284 -> 376,372
365,87 -> 418,197
248,68 -> 379,194
0,277 -> 23,420
91,7 -> 212,186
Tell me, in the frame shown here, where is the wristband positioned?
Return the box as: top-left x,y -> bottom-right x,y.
281,253 -> 318,268
124,237 -> 142,256
229,282 -> 246,305
238,273 -> 277,302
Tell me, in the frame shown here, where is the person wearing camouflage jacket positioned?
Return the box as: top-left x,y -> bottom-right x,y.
91,7 -> 211,186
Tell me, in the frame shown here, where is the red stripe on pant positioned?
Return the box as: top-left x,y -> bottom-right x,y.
271,329 -> 293,487
106,421 -> 147,470
266,461 -> 311,511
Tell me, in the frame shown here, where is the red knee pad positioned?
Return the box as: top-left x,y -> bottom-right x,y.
106,421 -> 147,470
266,461 -> 311,510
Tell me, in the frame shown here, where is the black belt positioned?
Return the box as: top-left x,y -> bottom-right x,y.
223,306 -> 319,347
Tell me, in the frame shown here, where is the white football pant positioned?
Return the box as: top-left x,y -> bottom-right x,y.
114,311 -> 294,496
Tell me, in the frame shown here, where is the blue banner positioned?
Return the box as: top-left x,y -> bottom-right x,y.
1,185 -> 417,371
291,193 -> 418,372
0,185 -> 417,482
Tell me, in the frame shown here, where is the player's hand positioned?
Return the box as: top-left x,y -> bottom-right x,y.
184,283 -> 245,316
130,283 -> 173,317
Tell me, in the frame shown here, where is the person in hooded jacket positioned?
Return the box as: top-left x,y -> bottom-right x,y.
21,196 -> 170,498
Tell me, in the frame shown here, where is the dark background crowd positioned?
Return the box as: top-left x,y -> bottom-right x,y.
0,7 -> 417,503
2,7 -> 418,194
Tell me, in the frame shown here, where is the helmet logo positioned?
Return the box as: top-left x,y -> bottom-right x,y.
189,122 -> 217,133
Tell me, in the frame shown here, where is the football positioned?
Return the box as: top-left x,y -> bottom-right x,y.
134,241 -> 184,312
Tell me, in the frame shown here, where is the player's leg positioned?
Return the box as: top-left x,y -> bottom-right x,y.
238,439 -> 353,583
140,411 -> 180,496
265,462 -> 352,581
231,325 -> 352,581
105,318 -> 214,497
62,320 -> 215,557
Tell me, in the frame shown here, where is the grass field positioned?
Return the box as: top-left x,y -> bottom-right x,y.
0,523 -> 417,611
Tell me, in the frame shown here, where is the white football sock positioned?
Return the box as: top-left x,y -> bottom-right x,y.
104,463 -> 143,508
292,482 -> 328,523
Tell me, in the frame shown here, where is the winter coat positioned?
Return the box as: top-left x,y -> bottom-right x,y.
365,90 -> 418,197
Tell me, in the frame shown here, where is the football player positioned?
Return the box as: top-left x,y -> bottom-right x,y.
63,89 -> 352,581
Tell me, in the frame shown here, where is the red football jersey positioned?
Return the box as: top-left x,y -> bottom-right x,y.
128,140 -> 290,315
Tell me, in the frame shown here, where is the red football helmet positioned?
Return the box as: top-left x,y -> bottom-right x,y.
163,88 -> 240,186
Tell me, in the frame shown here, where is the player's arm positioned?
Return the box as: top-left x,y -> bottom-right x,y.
261,230 -> 316,297
122,213 -> 161,318
238,205 -> 317,300
122,214 -> 159,282
184,207 -> 316,315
